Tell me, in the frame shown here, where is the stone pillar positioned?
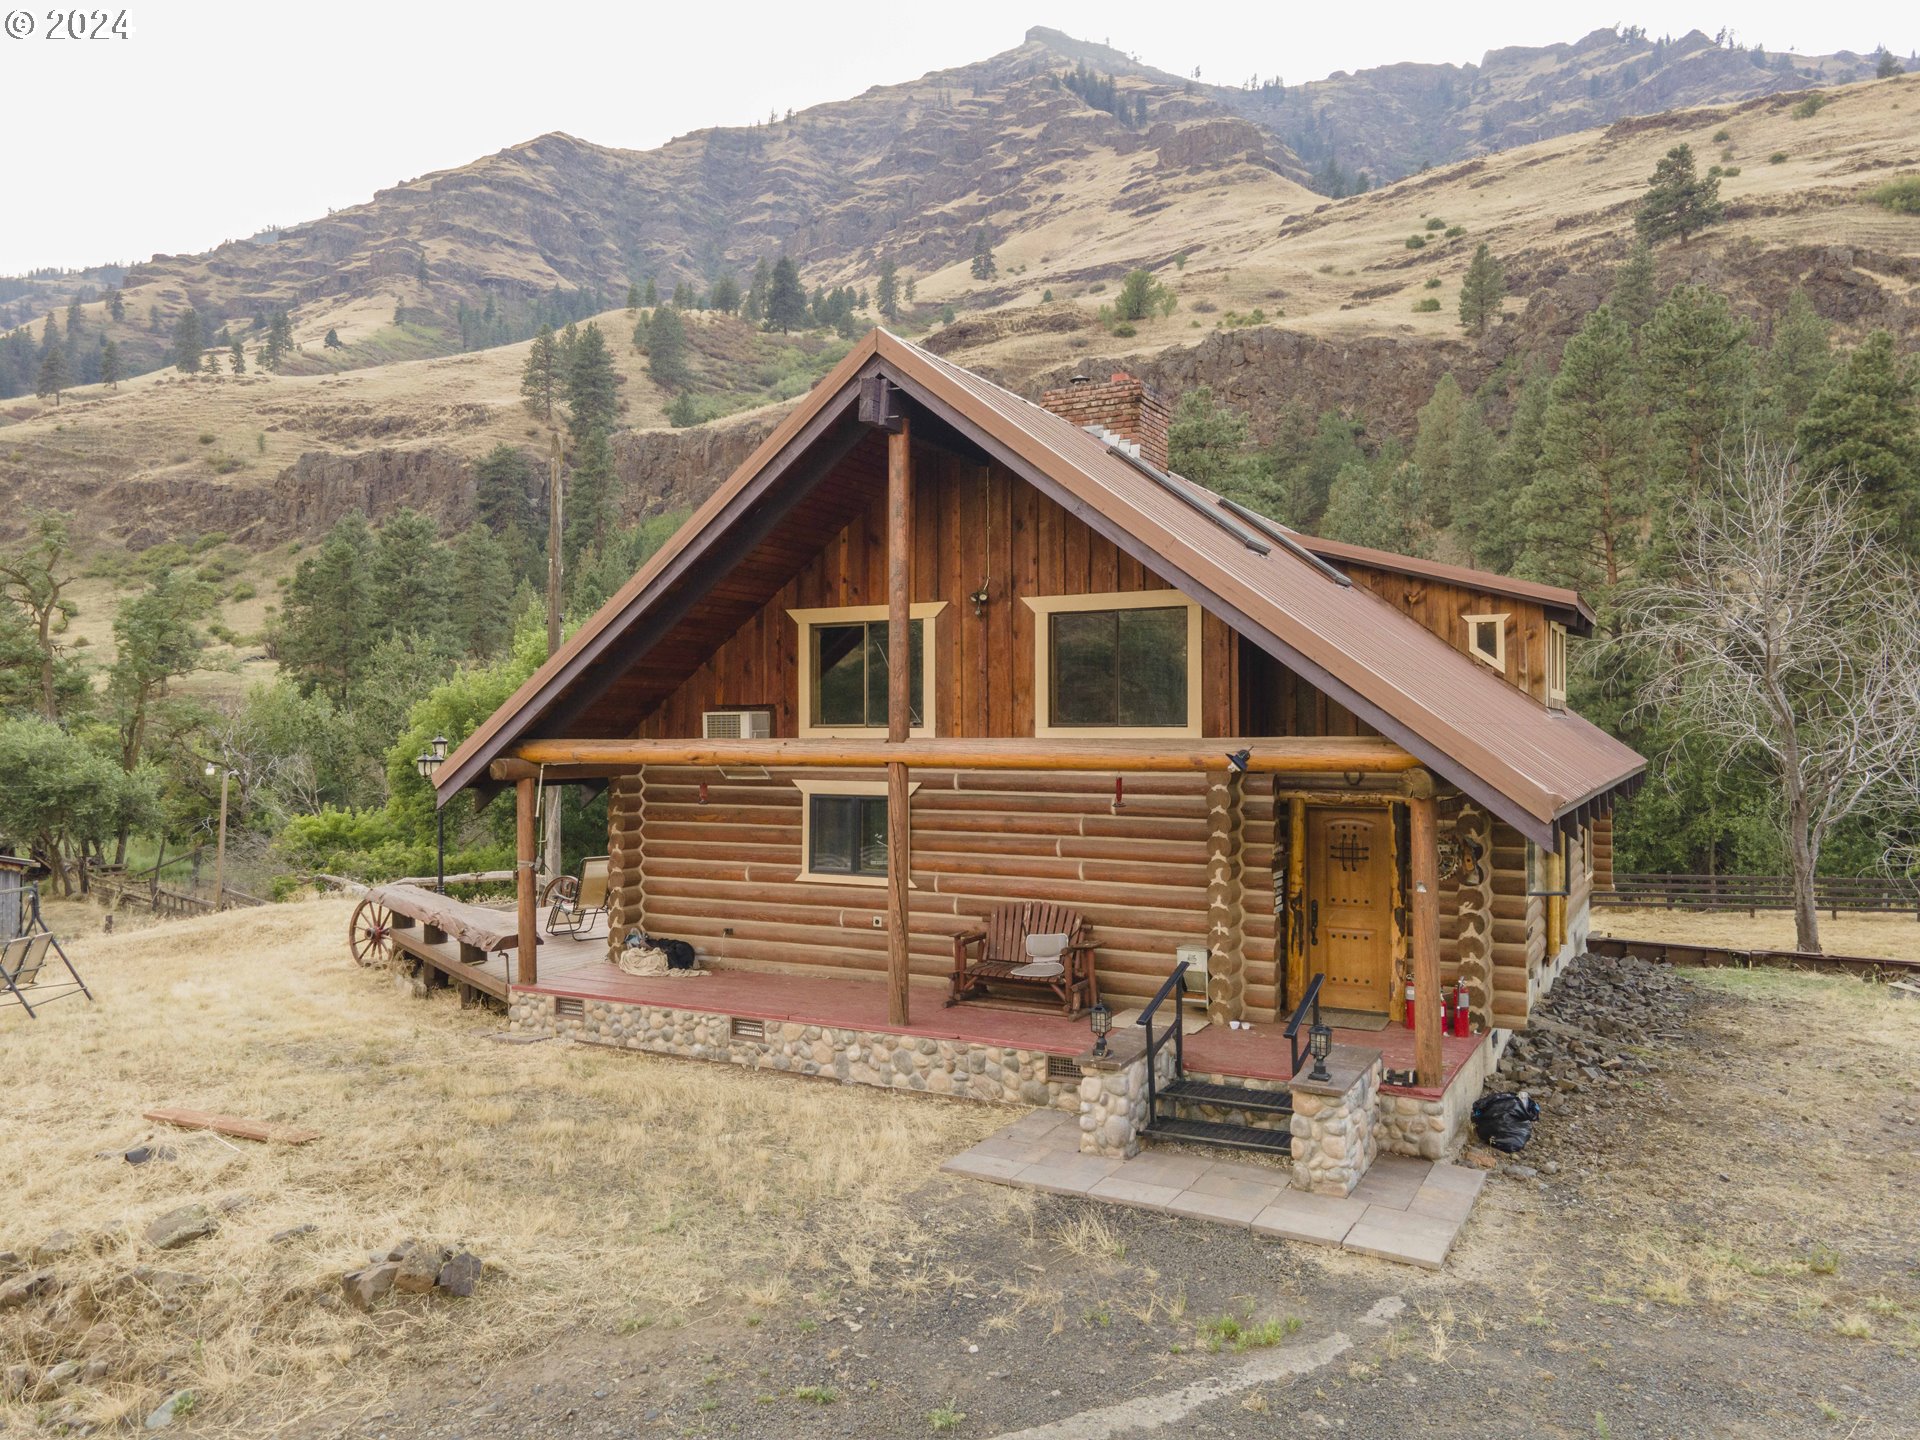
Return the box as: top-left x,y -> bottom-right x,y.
1205,770 -> 1246,1024
1453,801 -> 1494,1031
1075,1030 -> 1170,1159
605,770 -> 646,964
1287,1046 -> 1384,1197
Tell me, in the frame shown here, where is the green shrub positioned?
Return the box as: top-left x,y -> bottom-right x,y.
1444,224 -> 1466,238
1041,288 -> 1054,302
1424,216 -> 1445,231
1087,281 -> 1107,294
1712,128 -> 1731,142
1405,234 -> 1427,250
1111,322 -> 1137,338
1413,297 -> 1441,312
1424,278 -> 1443,289
1868,176 -> 1920,214
197,432 -> 216,445
1721,166 -> 1741,177
1769,151 -> 1789,164
1792,93 -> 1828,120
228,581 -> 257,602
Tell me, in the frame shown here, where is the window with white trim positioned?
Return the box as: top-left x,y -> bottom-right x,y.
1463,612 -> 1507,671
1547,622 -> 1568,707
788,603 -> 944,738
792,779 -> 916,887
1023,591 -> 1202,737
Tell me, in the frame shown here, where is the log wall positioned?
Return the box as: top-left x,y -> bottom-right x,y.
1337,561 -> 1559,704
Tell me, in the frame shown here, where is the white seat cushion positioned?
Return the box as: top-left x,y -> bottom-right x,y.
1024,932 -> 1070,960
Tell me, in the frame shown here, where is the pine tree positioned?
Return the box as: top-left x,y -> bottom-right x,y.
279,513 -> 376,702
1876,47 -> 1901,79
1457,244 -> 1506,335
707,274 -> 742,314
1635,143 -> 1724,245
448,526 -> 513,659
229,338 -> 245,374
65,297 -> 82,338
205,346 -> 223,375
369,508 -> 450,639
626,282 -> 642,312
262,310 -> 293,370
643,278 -> 659,307
744,259 -> 771,324
1756,286 -> 1831,436
35,345 -> 69,404
765,256 -> 808,334
1411,374 -> 1469,527
1609,240 -> 1659,336
172,310 -> 203,373
323,326 -> 343,349
473,443 -> 542,585
970,227 -> 998,280
564,425 -> 616,567
100,340 -> 120,390
107,287 -> 125,323
1517,306 -> 1647,599
565,323 -> 618,445
646,305 -> 690,390
1796,330 -> 1920,548
1640,284 -> 1753,504
875,257 -> 900,321
521,323 -> 559,424
1322,455 -> 1428,555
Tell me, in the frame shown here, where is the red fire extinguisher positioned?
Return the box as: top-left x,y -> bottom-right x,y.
1404,982 -> 1415,1029
1453,978 -> 1471,1037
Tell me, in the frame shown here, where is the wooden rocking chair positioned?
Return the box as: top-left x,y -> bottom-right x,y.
948,901 -> 1098,1017
542,857 -> 609,938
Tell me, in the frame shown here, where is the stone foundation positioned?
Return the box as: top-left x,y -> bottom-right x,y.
1287,1046 -> 1383,1197
1373,1030 -> 1506,1159
507,992 -> 1081,1111
1074,1032 -> 1178,1159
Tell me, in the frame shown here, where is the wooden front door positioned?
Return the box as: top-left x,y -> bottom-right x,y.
1306,807 -> 1395,1013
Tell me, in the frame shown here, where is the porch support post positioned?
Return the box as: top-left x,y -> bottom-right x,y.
1204,769 -> 1246,1024
1284,796 -> 1307,1010
515,776 -> 538,987
886,413 -> 913,1027
1454,801 -> 1495,1030
1409,793 -> 1442,1087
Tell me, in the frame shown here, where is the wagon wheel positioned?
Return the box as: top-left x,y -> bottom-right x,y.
541,875 -> 579,909
348,898 -> 396,968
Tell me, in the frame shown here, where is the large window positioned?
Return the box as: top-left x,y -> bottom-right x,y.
808,793 -> 889,878
789,603 -> 944,738
1025,591 -> 1201,737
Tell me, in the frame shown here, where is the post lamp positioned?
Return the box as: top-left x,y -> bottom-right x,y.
1308,1021 -> 1333,1083
1088,1001 -> 1113,1059
413,735 -> 450,893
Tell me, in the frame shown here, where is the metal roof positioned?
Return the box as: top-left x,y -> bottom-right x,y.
440,330 -> 1644,844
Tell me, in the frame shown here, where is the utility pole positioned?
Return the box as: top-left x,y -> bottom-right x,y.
206,764 -> 232,911
543,432 -> 565,883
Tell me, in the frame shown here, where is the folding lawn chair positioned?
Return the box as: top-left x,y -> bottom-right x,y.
543,856 -> 610,939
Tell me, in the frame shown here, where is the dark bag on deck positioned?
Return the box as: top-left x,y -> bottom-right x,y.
1471,1091 -> 1540,1153
642,934 -> 698,970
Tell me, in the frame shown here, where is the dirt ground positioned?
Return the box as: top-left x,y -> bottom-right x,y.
4,903 -> 1915,1438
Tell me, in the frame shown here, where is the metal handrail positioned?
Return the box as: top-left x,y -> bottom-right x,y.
1282,973 -> 1326,1078
1137,961 -> 1190,1122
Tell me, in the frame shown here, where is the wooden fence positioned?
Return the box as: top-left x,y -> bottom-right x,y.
91,872 -> 267,919
1594,873 -> 1920,919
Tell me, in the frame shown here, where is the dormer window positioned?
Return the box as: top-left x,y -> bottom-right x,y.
1463,613 -> 1507,671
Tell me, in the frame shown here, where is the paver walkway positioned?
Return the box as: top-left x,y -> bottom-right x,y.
941,1107 -> 1486,1268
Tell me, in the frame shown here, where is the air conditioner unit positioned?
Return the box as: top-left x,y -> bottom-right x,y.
702,708 -> 772,740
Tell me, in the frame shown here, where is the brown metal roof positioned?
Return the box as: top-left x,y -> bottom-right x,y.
1292,534 -> 1598,634
440,330 -> 1643,844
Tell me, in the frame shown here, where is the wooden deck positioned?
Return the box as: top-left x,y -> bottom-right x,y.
388,925 -> 611,1003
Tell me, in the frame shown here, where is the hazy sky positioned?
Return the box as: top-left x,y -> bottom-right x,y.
6,2 -> 1911,274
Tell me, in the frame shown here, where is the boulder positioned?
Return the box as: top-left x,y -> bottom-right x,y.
145,1390 -> 196,1430
393,1242 -> 450,1295
0,1269 -> 56,1309
340,1261 -> 399,1311
435,1251 -> 483,1298
144,1204 -> 217,1251
32,1229 -> 78,1261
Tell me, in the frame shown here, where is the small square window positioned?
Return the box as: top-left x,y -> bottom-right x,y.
807,794 -> 889,878
1463,613 -> 1508,671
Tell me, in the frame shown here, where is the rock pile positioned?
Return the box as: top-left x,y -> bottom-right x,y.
341,1240 -> 485,1310
1494,951 -> 1698,1097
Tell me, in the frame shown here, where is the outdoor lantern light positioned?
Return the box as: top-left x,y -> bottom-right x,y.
1089,1001 -> 1113,1058
431,734 -> 449,762
414,747 -> 448,895
1308,1021 -> 1333,1082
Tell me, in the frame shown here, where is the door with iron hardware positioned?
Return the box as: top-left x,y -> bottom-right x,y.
1305,806 -> 1395,1013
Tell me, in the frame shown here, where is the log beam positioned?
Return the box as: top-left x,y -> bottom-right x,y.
498,736 -> 1424,778
1409,793 -> 1443,1087
886,415 -> 912,1026
515,777 -> 538,987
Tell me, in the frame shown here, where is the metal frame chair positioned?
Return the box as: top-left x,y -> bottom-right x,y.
1,888 -> 92,1019
543,857 -> 610,938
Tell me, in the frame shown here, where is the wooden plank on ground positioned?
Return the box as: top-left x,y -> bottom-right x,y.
144,1107 -> 321,1145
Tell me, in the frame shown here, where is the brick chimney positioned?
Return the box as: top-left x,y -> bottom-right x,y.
1039,371 -> 1171,471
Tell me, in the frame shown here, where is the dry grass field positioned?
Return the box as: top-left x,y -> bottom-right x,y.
1595,905 -> 1920,961
0,899 -> 1005,1434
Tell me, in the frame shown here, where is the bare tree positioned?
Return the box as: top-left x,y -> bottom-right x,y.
1618,438 -> 1920,952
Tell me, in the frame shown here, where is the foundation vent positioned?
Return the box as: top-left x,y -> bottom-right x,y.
730,1016 -> 767,1040
554,997 -> 584,1018
1046,1055 -> 1083,1081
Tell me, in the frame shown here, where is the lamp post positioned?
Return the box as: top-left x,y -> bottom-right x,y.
1308,1021 -> 1333,1083
413,735 -> 450,893
203,763 -> 233,911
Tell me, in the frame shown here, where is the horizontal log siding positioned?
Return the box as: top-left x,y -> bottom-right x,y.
1489,819 -> 1543,1031
635,765 -> 1214,1006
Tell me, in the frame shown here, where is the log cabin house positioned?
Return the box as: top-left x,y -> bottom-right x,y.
433,330 -> 1644,1172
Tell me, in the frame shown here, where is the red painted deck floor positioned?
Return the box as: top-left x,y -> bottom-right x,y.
517,959 -> 1490,1097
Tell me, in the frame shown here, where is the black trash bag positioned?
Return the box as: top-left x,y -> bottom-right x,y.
1471,1090 -> 1540,1153
641,933 -> 698,970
